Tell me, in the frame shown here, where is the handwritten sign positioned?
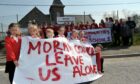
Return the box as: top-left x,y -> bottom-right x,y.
13,37 -> 102,84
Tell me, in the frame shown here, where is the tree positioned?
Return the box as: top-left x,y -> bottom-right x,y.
122,9 -> 131,19
103,11 -> 118,20
132,14 -> 140,28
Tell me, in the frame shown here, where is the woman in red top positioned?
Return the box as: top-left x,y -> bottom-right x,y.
5,23 -> 21,84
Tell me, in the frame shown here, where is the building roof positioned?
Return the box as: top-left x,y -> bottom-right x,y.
19,7 -> 50,28
52,0 -> 64,6
19,7 -> 94,28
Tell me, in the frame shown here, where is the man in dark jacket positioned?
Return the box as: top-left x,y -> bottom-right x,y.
126,17 -> 136,45
113,20 -> 121,46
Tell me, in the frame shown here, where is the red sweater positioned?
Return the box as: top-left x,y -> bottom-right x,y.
95,47 -> 102,72
5,36 -> 21,61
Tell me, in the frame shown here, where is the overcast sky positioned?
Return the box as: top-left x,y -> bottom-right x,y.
0,0 -> 140,31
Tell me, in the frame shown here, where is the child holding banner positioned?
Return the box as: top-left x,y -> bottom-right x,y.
5,23 -> 21,84
28,24 -> 41,38
79,31 -> 87,43
56,26 -> 66,37
78,31 -> 94,84
69,29 -> 79,40
95,44 -> 104,73
45,28 -> 54,38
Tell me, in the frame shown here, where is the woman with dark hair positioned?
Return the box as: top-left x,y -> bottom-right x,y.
5,23 -> 21,84
99,19 -> 106,28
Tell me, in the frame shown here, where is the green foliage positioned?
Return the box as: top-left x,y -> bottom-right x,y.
133,33 -> 140,45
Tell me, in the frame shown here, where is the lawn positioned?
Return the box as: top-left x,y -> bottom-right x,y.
94,32 -> 140,48
133,32 -> 140,45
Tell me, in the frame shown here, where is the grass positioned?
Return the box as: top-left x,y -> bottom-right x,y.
95,32 -> 140,48
0,41 -> 5,49
133,33 -> 140,45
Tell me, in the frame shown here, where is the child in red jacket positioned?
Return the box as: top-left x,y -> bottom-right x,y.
5,23 -> 21,84
95,44 -> 104,74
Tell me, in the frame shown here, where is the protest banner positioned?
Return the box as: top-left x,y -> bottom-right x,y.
13,37 -> 102,84
84,28 -> 112,44
67,28 -> 112,44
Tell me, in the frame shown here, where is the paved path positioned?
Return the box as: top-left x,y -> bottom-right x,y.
102,46 -> 140,56
91,57 -> 140,84
0,57 -> 140,84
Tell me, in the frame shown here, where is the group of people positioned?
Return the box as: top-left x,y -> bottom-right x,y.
40,18 -> 112,36
5,16 -> 136,83
39,16 -> 136,46
112,17 -> 136,46
5,23 -> 104,84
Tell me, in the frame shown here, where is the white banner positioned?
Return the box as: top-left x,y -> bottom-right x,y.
13,37 -> 102,84
67,28 -> 112,44
57,17 -> 75,24
84,28 -> 112,44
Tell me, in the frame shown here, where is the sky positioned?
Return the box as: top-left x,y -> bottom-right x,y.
0,0 -> 140,31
